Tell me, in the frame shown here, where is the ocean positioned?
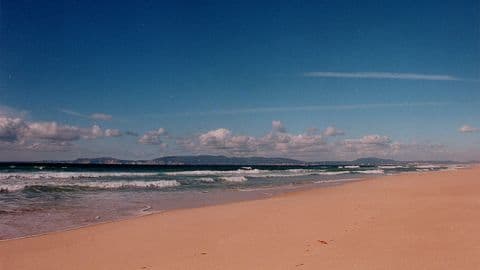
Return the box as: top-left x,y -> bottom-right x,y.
0,163 -> 461,239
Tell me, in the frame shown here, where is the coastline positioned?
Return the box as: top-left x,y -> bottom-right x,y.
0,174 -> 367,240
0,176 -> 366,241
1,167 -> 479,269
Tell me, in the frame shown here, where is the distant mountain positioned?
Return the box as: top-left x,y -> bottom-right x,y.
151,155 -> 306,165
72,157 -> 129,164
42,155 -> 465,166
351,157 -> 398,165
69,155 -> 306,165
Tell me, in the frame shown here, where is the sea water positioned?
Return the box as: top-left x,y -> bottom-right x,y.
0,163 -> 459,239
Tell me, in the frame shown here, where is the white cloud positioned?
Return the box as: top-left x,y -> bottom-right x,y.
178,121 -> 449,160
90,113 -> 112,121
26,141 -> 73,152
303,71 -> 461,81
27,122 -> 83,141
339,135 -> 393,156
459,124 -> 478,133
0,113 -> 123,152
27,122 -> 105,140
0,117 -> 28,142
272,120 -> 286,133
181,121 -> 328,156
334,135 -> 449,160
60,109 -> 113,121
59,109 -> 85,118
199,128 -> 232,147
0,105 -> 461,160
0,105 -> 28,118
105,129 -> 122,137
83,125 -> 104,139
322,126 -> 345,136
138,128 -> 167,145
194,128 -> 257,153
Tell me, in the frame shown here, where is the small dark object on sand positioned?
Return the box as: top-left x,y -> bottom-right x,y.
317,240 -> 328,244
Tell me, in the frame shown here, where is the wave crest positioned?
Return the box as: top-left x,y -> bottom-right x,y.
0,172 -> 159,180
220,176 -> 247,182
0,180 -> 180,193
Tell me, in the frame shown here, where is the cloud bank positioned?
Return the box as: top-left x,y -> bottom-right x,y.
0,114 -> 122,152
177,121 -> 446,160
138,128 -> 167,146
0,105 -> 459,160
322,126 -> 345,137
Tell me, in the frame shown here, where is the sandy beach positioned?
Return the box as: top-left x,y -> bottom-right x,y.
1,167 -> 479,269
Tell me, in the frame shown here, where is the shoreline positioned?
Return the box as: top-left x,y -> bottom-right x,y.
1,167 -> 479,269
1,175 -> 367,242
0,173 -> 370,241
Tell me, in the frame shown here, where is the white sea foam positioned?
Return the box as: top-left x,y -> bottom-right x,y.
0,172 -> 159,180
443,165 -> 468,171
220,176 -> 247,182
0,184 -> 25,192
76,180 -> 180,189
317,171 -> 351,175
356,169 -> 384,174
378,165 -> 403,169
164,169 -> 265,176
314,178 -> 360,184
0,180 -> 180,192
258,169 -> 325,177
414,164 -> 442,169
165,168 -> 330,179
344,165 -> 360,169
197,177 -> 216,183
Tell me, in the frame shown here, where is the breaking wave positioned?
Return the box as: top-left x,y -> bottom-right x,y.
0,180 -> 180,193
318,171 -> 351,175
164,169 -> 266,176
0,172 -> 159,180
356,169 -> 384,174
378,165 -> 404,169
164,168 -> 328,178
220,176 -> 248,182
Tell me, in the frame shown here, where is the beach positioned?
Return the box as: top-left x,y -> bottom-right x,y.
1,167 -> 479,269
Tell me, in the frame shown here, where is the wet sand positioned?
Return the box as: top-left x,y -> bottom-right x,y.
1,167 -> 479,269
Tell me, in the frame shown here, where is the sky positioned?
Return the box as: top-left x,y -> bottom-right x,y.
0,0 -> 479,161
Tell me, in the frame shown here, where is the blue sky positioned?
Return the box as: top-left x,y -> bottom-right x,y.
0,0 -> 479,161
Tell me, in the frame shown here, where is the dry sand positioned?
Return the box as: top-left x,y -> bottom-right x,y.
1,167 -> 480,269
